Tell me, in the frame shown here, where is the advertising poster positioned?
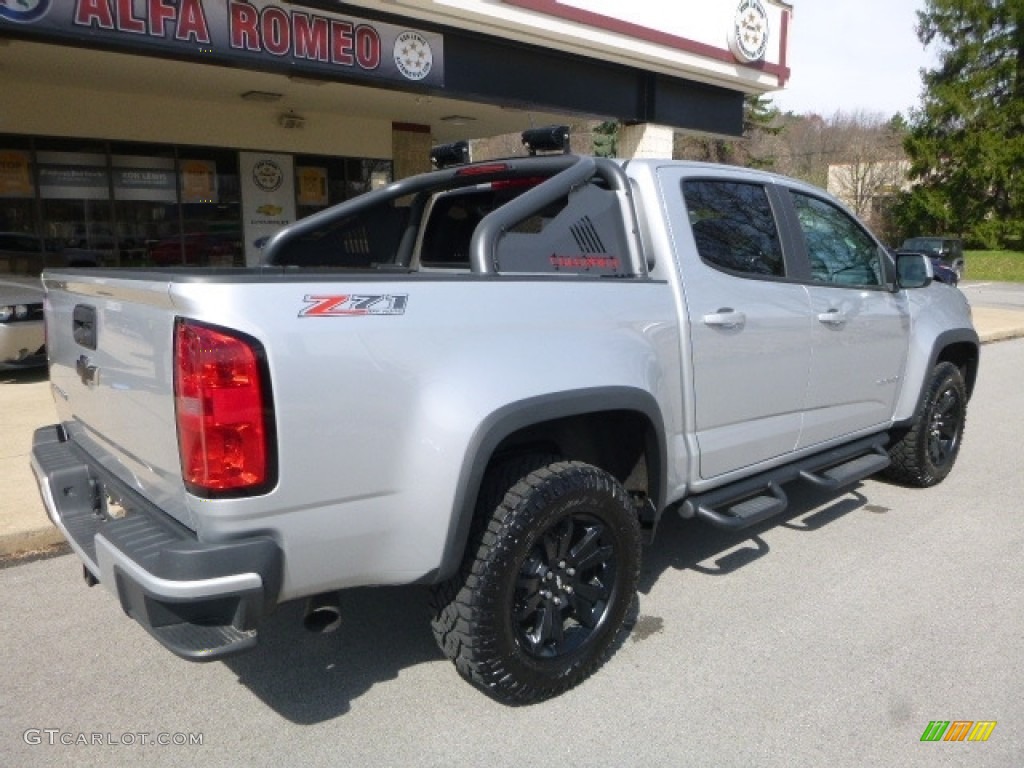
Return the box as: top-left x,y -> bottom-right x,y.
296,166 -> 329,207
240,151 -> 296,266
0,150 -> 33,197
180,160 -> 218,204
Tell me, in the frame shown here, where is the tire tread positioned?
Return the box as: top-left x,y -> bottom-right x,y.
430,457 -> 640,704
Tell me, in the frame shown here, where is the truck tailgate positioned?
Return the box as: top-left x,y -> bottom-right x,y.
42,273 -> 194,529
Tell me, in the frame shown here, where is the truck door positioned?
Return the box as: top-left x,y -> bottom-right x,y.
784,190 -> 910,448
659,170 -> 813,480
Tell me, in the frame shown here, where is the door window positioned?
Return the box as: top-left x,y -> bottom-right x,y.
792,193 -> 885,287
682,180 -> 784,277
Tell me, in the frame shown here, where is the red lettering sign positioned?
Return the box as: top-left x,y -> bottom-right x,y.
71,0 -> 435,81
148,0 -> 177,37
354,24 -> 380,70
229,1 -> 260,51
74,0 -> 115,30
261,6 -> 290,57
331,20 -> 354,65
294,13 -> 329,62
176,0 -> 210,43
117,0 -> 145,33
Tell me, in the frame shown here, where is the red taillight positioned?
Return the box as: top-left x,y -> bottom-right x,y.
174,320 -> 274,495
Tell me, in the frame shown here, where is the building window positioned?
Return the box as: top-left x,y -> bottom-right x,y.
0,134 -> 391,274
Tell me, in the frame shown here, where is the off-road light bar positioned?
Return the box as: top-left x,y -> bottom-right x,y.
431,141 -> 470,169
522,125 -> 570,155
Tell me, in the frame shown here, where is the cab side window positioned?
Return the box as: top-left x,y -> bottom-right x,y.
792,193 -> 885,288
682,180 -> 784,278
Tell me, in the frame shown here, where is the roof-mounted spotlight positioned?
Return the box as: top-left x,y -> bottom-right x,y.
522,125 -> 570,155
431,140 -> 470,169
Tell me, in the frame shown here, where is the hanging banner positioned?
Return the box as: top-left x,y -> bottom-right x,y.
36,152 -> 109,200
0,151 -> 34,198
0,1 -> 444,88
240,151 -> 296,266
113,156 -> 177,202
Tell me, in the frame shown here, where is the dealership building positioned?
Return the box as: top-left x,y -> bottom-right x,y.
0,0 -> 791,270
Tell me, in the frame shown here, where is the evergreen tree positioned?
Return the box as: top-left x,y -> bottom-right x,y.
592,121 -> 619,158
899,0 -> 1024,247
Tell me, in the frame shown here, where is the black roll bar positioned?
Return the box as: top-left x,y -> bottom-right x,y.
262,153 -> 641,274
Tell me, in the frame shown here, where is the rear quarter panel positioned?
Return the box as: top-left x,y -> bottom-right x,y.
165,276 -> 681,599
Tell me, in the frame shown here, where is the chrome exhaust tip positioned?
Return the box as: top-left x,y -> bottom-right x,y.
302,592 -> 341,634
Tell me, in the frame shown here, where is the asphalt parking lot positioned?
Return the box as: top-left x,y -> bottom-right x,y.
1,283 -> 1022,766
1,337 -> 1022,767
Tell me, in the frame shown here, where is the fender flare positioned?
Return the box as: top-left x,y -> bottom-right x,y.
895,327 -> 979,430
430,387 -> 668,583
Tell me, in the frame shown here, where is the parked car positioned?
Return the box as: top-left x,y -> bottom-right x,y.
0,232 -> 101,275
899,236 -> 964,280
0,276 -> 45,367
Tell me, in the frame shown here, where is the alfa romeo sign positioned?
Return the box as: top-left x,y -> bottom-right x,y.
0,0 -> 445,87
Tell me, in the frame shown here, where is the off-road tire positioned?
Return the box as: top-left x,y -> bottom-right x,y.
885,361 -> 967,487
430,459 -> 641,704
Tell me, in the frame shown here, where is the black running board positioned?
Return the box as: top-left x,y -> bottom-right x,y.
681,437 -> 890,531
799,449 -> 891,490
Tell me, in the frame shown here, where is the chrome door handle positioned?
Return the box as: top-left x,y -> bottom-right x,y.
817,309 -> 846,326
703,309 -> 746,329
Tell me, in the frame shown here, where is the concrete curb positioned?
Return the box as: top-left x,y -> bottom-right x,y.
0,535 -> 68,565
971,306 -> 1024,344
980,329 -> 1024,344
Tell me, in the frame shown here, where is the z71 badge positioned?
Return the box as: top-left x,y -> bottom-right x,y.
300,294 -> 408,317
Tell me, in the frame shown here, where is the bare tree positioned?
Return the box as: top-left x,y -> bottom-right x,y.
822,112 -> 906,208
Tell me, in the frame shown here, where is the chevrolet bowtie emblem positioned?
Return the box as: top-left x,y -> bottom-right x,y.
76,355 -> 99,387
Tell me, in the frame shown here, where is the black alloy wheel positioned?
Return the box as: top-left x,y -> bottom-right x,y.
514,511 -> 618,659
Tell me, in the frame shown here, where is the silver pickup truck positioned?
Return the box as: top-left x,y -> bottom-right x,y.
31,154 -> 978,704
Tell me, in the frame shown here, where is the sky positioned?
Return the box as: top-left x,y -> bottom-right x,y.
769,0 -> 941,118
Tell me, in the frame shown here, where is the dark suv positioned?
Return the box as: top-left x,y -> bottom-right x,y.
899,237 -> 965,281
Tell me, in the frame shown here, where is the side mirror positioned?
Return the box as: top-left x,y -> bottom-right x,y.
896,252 -> 933,289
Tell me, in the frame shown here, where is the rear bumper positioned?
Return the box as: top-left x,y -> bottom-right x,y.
30,424 -> 282,661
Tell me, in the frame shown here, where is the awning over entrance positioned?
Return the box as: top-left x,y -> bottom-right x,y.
0,0 -> 792,140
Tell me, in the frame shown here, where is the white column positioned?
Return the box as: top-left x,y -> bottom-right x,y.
617,123 -> 675,159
